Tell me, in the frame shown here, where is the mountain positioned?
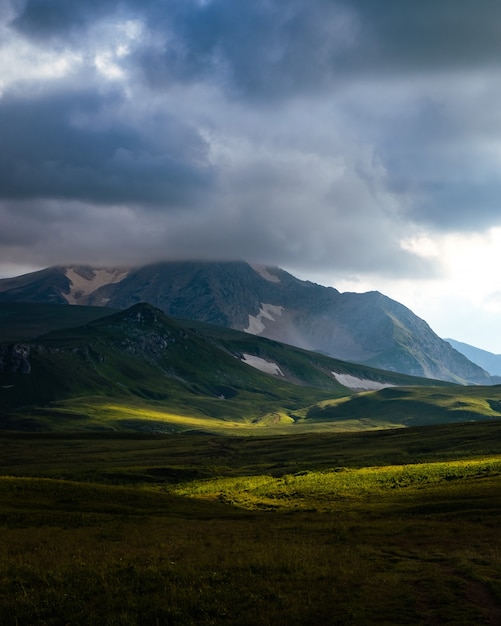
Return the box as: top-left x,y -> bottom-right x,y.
0,302 -> 437,432
446,338 -> 501,377
0,261 -> 492,384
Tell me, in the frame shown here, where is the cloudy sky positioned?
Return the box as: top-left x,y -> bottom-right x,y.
2,1 -> 501,350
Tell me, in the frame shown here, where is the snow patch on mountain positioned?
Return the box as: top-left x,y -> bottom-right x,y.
332,372 -> 395,391
242,353 -> 284,376
244,303 -> 284,335
64,267 -> 129,304
250,264 -> 281,283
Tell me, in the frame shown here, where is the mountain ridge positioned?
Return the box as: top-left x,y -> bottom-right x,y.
0,261 -> 492,384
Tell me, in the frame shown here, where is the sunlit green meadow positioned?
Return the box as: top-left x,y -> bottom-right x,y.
173,456 -> 501,511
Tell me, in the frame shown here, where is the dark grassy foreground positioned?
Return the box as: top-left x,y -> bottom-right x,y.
1,422 -> 501,625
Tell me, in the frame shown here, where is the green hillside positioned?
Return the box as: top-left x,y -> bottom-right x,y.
0,303 -> 353,432
307,384 -> 501,427
2,302 -> 501,434
183,317 -> 436,389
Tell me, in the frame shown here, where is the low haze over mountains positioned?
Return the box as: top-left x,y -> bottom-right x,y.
0,261 -> 494,385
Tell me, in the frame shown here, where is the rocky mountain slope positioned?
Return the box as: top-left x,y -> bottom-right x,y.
0,262 -> 492,384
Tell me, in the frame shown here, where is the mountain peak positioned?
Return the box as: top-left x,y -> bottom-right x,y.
90,302 -> 172,330
118,302 -> 166,325
249,263 -> 281,283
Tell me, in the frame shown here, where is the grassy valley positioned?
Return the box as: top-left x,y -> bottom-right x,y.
1,423 -> 501,624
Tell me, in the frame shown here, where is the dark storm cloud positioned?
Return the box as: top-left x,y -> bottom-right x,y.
13,0 -> 501,97
371,89 -> 501,231
132,0 -> 359,99
0,87 -> 214,206
347,1 -> 501,75
4,0 -> 501,276
13,0 -> 359,99
11,0 -> 126,41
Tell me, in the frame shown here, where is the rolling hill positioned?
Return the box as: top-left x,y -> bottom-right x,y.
3,302 -> 501,434
0,302 -> 385,432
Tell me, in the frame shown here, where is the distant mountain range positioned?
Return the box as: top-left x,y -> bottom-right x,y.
0,261 -> 494,385
445,338 -> 501,377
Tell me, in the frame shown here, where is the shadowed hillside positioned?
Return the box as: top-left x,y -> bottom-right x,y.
2,302 -> 501,434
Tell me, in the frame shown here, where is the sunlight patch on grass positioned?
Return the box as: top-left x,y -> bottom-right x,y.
98,403 -> 254,430
173,456 -> 501,511
26,397 -> 410,435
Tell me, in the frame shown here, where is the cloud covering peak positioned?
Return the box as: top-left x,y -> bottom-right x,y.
2,0 -> 501,279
